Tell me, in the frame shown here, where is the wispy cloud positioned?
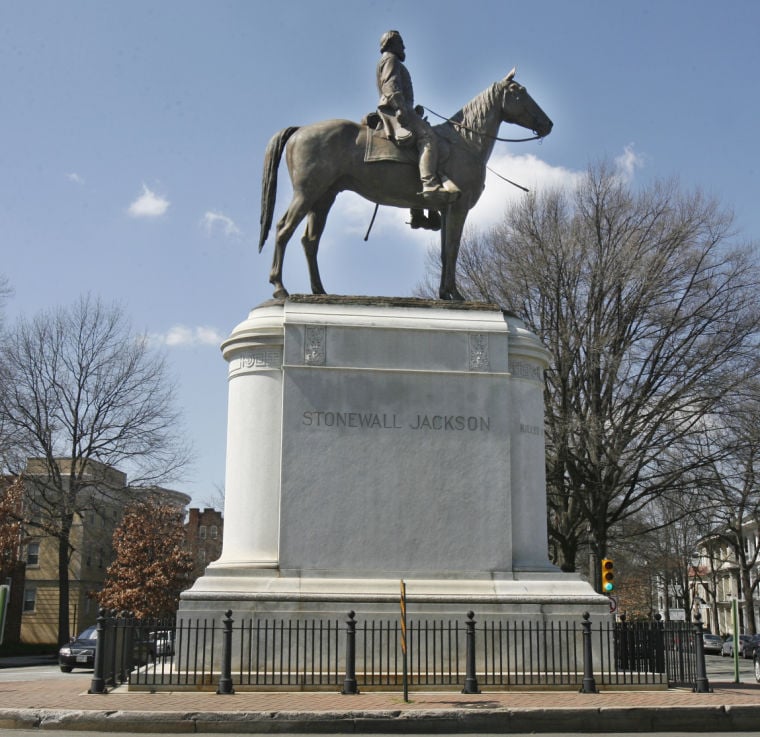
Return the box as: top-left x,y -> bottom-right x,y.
128,184 -> 170,218
202,210 -> 241,237
615,144 -> 645,182
67,172 -> 84,185
154,325 -> 224,347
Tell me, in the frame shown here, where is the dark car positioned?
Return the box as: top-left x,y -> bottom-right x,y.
721,634 -> 755,658
748,634 -> 760,658
58,625 -> 97,672
702,633 -> 723,655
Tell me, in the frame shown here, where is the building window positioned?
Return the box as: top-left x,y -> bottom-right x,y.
199,549 -> 206,563
26,541 -> 40,566
23,588 -> 37,613
199,526 -> 207,540
210,526 -> 218,539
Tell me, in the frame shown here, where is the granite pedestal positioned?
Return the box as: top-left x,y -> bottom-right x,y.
179,296 -> 607,624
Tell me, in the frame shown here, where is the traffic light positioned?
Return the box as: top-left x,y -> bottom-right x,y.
601,558 -> 614,593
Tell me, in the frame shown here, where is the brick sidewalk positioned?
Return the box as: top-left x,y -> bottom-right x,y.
3,674 -> 760,732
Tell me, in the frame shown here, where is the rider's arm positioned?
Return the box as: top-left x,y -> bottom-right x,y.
378,55 -> 413,123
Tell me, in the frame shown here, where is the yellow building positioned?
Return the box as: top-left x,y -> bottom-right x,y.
19,458 -> 190,645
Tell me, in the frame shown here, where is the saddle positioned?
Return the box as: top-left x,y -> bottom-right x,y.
361,111 -> 451,167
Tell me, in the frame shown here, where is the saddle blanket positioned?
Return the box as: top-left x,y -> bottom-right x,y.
364,127 -> 418,165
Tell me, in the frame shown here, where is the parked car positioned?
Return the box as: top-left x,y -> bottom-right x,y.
58,625 -> 97,672
748,634 -> 760,658
148,629 -> 175,657
721,634 -> 755,658
702,633 -> 723,655
754,649 -> 760,682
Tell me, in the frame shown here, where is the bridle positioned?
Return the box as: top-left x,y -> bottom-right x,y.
422,104 -> 545,143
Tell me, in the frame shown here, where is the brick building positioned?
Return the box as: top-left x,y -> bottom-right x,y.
185,508 -> 223,581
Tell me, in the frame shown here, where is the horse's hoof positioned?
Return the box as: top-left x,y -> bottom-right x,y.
272,287 -> 289,300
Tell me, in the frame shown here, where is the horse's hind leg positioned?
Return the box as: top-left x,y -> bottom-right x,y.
301,191 -> 337,295
269,194 -> 311,299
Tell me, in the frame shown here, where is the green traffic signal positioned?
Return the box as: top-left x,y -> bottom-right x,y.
601,558 -> 614,594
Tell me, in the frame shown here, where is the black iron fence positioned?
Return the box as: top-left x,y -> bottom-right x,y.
89,608 -> 709,694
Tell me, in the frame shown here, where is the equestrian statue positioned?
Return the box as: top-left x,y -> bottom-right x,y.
258,30 -> 553,301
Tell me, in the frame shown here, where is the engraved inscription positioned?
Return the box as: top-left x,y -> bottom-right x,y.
510,360 -> 543,382
302,410 -> 491,432
230,348 -> 281,373
469,333 -> 489,371
304,326 -> 326,365
520,422 -> 543,436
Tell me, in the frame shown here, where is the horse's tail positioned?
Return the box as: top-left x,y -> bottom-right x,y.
258,126 -> 300,253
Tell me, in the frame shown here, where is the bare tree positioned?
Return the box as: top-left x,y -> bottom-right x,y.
99,498 -> 194,618
0,275 -> 14,463
618,489 -> 711,621
695,385 -> 760,633
424,162 -> 760,575
0,295 -> 191,643
0,274 -> 11,325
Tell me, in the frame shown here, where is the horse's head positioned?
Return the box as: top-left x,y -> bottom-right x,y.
500,67 -> 553,138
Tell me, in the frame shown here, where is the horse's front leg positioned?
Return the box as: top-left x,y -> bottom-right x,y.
439,205 -> 467,301
301,191 -> 337,295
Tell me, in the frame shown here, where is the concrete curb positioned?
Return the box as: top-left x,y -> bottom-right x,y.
3,705 -> 760,732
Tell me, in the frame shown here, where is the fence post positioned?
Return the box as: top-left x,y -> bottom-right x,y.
342,610 -> 359,694
88,608 -> 108,694
580,612 -> 598,693
461,610 -> 481,694
653,613 -> 665,673
216,609 -> 235,695
616,613 -> 629,670
692,613 -> 711,693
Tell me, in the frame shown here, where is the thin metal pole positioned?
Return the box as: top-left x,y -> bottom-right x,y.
400,580 -> 408,702
732,598 -> 740,684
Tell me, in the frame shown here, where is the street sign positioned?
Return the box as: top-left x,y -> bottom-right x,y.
609,595 -> 618,615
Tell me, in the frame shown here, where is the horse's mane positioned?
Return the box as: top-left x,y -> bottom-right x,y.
450,80 -> 503,143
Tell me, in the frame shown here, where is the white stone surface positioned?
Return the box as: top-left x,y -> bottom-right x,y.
181,297 -> 608,620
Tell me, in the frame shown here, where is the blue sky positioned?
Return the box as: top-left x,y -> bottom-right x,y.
2,0 -> 759,507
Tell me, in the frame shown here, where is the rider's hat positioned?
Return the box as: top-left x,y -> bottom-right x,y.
380,30 -> 403,52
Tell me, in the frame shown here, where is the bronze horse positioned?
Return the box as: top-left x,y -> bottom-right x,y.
258,68 -> 552,301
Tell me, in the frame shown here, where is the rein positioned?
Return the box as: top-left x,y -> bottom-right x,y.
422,106 -> 543,143
364,98 -> 540,241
